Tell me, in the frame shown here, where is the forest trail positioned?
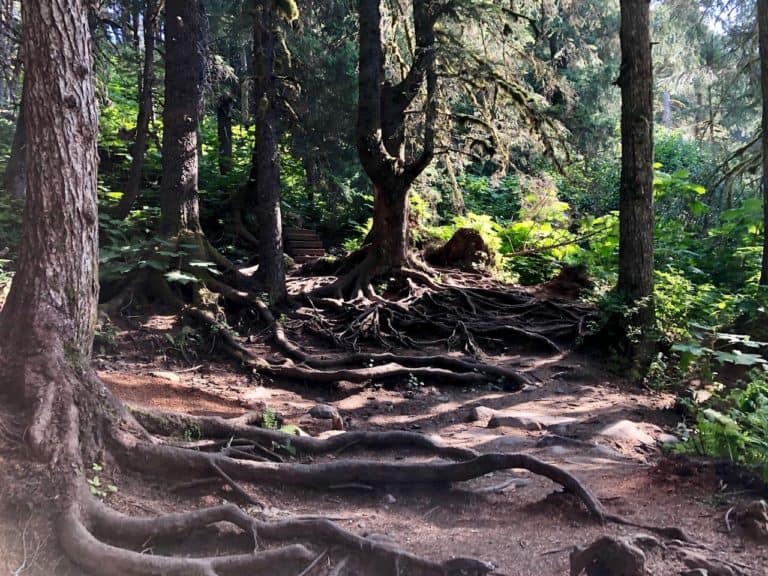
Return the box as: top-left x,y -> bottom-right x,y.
1,316 -> 766,575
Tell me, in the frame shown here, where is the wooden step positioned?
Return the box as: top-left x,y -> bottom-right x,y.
286,240 -> 324,249
286,235 -> 319,243
283,227 -> 326,260
284,228 -> 318,237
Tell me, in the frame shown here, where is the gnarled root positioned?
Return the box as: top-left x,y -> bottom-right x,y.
60,498 -> 314,576
299,251 -> 586,357
80,495 -> 495,576
122,405 -> 606,523
186,290 -> 532,390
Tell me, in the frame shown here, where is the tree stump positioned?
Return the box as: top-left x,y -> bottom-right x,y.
425,228 -> 492,270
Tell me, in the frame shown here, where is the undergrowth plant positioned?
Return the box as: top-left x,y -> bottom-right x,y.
676,372 -> 768,483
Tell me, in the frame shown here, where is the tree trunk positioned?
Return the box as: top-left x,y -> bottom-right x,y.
662,91 -> 671,127
760,0 -> 768,286
217,94 -> 234,175
241,46 -> 251,126
2,84 -> 25,198
694,91 -> 703,141
159,0 -> 205,237
354,0 -> 436,274
617,0 -> 655,335
253,0 -> 286,304
370,185 -> 409,269
114,0 -> 158,219
0,0 -> 99,453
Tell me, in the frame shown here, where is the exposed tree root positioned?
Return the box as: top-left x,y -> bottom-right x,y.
82,494 -> 499,576
124,405 -> 606,520
85,244 -> 669,576
294,250 -> 589,360
61,498 -> 314,576
124,403 -> 704,548
187,285 -> 532,389
101,237 -> 590,394
123,442 -> 606,522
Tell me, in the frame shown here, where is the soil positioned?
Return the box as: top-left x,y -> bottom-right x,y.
1,311 -> 767,575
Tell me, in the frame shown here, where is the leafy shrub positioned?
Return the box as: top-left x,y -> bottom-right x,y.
677,373 -> 768,482
455,173 -> 521,221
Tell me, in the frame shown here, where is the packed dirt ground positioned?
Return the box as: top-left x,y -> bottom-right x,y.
1,304 -> 767,575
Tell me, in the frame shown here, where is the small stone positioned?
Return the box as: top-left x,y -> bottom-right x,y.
657,433 -> 680,446
488,409 -> 577,431
570,536 -> 646,576
678,548 -> 740,576
309,403 -> 339,420
384,494 -> 397,504
150,370 -> 181,382
735,499 -> 768,542
467,406 -> 497,424
598,420 -> 656,446
309,403 -> 344,430
484,435 -> 530,451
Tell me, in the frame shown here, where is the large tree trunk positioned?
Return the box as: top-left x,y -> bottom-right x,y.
253,0 -> 286,304
352,0 -> 436,278
370,185 -> 409,269
114,0 -> 158,219
759,0 -> 768,286
617,0 -> 654,325
0,0 -> 99,455
2,86 -> 25,198
159,0 -> 205,237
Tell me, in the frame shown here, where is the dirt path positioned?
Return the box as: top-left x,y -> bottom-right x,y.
1,320 -> 766,575
99,343 -> 768,574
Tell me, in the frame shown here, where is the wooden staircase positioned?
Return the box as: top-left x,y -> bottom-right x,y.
283,228 -> 325,264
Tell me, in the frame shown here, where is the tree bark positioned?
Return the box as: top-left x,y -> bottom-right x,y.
217,94 -> 234,175
159,0 -> 205,237
759,0 -> 768,286
0,0 -> 99,433
2,83 -> 25,198
661,91 -> 671,127
241,46 -> 251,126
114,0 -> 158,219
354,0 -> 437,273
216,94 -> 234,175
253,0 -> 286,304
617,0 -> 654,316
370,185 -> 409,268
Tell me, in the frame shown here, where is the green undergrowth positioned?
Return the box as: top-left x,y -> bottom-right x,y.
675,372 -> 768,484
